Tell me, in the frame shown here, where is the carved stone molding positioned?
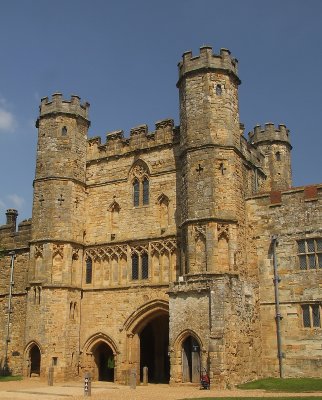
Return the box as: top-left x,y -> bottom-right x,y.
157,193 -> 170,205
72,248 -> 80,260
34,244 -> 43,259
130,244 -> 149,256
52,244 -> 64,259
132,162 -> 149,179
86,245 -> 127,261
217,223 -> 229,239
150,239 -> 177,255
194,224 -> 206,240
108,199 -> 121,212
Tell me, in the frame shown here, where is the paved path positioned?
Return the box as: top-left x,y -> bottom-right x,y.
1,379 -> 322,400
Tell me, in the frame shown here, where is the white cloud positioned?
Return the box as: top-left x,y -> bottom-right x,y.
0,108 -> 16,132
0,199 -> 6,209
7,194 -> 24,209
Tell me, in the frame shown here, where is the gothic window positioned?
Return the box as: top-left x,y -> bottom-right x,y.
132,253 -> 139,280
142,253 -> 149,279
276,151 -> 281,161
130,160 -> 150,207
216,84 -> 222,96
133,179 -> 140,207
143,177 -> 149,205
62,126 -> 67,136
297,238 -> 322,270
85,258 -> 93,284
302,304 -> 321,328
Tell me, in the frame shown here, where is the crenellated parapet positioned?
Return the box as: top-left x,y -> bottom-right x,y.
0,211 -> 32,249
87,118 -> 179,161
248,123 -> 292,148
36,93 -> 90,126
177,45 -> 240,86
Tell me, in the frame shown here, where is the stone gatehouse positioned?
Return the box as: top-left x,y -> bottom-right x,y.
0,45 -> 321,388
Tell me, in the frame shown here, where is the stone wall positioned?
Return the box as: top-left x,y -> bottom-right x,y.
0,251 -> 29,375
247,185 -> 322,377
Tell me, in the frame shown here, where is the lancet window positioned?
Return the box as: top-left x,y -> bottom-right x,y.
131,253 -> 139,280
85,258 -> 93,284
131,251 -> 149,280
133,179 -> 140,207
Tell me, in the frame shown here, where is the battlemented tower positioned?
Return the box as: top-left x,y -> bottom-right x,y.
169,46 -> 261,387
249,123 -> 292,191
25,94 -> 90,379
177,46 -> 244,276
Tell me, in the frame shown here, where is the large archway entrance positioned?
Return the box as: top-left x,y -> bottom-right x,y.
92,342 -> 115,381
29,344 -> 41,377
182,336 -> 200,383
139,313 -> 169,383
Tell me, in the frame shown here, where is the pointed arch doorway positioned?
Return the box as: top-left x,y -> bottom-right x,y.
139,313 -> 170,383
92,341 -> 115,381
29,344 -> 41,376
182,335 -> 200,383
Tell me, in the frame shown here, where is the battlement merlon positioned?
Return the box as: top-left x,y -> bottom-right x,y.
86,119 -> 177,159
36,93 -> 90,127
88,118 -> 175,146
177,46 -> 240,86
248,123 -> 292,149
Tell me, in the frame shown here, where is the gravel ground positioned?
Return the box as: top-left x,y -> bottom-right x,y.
1,379 -> 322,400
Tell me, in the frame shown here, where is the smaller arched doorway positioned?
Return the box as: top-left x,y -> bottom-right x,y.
182,336 -> 200,383
29,344 -> 41,377
92,342 -> 115,381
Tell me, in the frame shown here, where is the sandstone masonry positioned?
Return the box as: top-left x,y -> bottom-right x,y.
0,45 -> 321,388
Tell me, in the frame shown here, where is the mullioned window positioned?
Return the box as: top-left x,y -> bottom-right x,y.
297,238 -> 322,270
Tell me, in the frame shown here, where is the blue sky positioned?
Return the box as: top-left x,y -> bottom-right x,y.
0,0 -> 322,225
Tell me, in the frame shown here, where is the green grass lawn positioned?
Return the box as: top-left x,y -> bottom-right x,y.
0,375 -> 22,382
237,377 -> 322,392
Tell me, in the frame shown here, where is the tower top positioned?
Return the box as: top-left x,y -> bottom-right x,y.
37,93 -> 90,124
177,45 -> 240,86
248,123 -> 292,149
